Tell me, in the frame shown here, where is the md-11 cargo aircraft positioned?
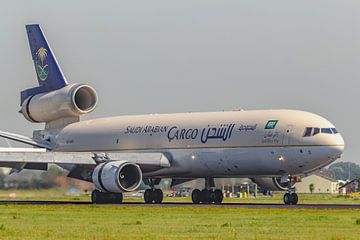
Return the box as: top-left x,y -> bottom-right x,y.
0,24 -> 344,205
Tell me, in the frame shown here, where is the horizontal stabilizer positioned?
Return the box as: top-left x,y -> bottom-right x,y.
0,151 -> 95,165
0,131 -> 52,149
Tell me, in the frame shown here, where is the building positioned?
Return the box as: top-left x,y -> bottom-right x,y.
295,173 -> 339,194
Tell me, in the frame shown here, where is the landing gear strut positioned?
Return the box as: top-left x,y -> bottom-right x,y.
191,178 -> 223,204
91,190 -> 123,204
143,178 -> 163,204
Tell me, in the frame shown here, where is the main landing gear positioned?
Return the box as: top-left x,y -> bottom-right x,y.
91,190 -> 123,204
191,178 -> 223,204
143,178 -> 163,204
192,189 -> 223,204
144,189 -> 163,204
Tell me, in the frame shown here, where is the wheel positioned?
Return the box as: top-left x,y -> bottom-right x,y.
144,189 -> 153,204
209,190 -> 217,203
213,189 -> 223,204
283,193 -> 291,205
91,190 -> 102,204
191,189 -> 201,204
290,193 -> 298,205
92,190 -> 107,204
107,193 -> 116,203
109,193 -> 123,204
116,193 -> 124,203
154,189 -> 163,204
92,191 -> 123,204
201,189 -> 211,203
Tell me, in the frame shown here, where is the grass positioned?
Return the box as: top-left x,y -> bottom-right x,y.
0,189 -> 90,202
0,190 -> 359,239
0,204 -> 359,239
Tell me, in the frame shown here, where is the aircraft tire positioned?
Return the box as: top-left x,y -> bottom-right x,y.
209,190 -> 217,203
191,189 -> 201,204
91,190 -> 102,204
92,190 -> 123,204
144,189 -> 153,204
283,193 -> 291,205
201,189 -> 211,203
213,189 -> 223,204
290,193 -> 298,205
154,189 -> 163,204
110,193 -> 123,204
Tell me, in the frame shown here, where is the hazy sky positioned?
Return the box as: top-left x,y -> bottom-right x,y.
0,1 -> 359,162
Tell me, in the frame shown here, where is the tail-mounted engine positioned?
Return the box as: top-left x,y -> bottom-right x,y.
21,84 -> 97,123
252,177 -> 296,191
92,161 -> 143,193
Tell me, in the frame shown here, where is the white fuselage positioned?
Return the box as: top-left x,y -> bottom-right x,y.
50,109 -> 344,178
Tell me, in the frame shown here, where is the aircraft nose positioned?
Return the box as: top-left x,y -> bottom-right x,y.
339,133 -> 345,147
331,133 -> 345,158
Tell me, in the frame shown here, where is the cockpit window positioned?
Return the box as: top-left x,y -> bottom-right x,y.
321,128 -> 332,134
303,127 -> 338,137
313,128 -> 320,136
303,127 -> 312,137
331,128 -> 338,134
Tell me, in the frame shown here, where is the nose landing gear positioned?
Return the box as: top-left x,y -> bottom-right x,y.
282,176 -> 300,205
283,191 -> 298,205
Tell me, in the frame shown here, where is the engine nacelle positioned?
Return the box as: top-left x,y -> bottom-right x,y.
21,84 -> 97,123
92,161 -> 142,193
252,177 -> 296,191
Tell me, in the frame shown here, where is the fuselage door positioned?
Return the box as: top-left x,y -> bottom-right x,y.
283,125 -> 294,146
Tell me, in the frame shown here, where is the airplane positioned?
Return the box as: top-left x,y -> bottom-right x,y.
0,24 -> 344,205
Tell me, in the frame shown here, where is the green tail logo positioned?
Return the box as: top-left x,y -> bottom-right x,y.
36,47 -> 49,81
36,62 -> 48,81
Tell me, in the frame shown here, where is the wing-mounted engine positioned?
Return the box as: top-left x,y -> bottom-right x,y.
21,83 -> 97,123
252,177 -> 296,191
92,161 -> 143,193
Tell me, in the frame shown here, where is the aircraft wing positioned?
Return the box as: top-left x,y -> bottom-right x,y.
0,131 -> 52,149
0,148 -> 171,173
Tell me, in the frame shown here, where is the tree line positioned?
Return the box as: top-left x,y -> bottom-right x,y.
329,162 -> 360,181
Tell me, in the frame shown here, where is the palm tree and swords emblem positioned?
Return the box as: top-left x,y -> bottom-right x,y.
35,47 -> 48,81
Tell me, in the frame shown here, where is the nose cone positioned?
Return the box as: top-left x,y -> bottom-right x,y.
324,132 -> 345,161
338,133 -> 345,146
333,133 -> 345,157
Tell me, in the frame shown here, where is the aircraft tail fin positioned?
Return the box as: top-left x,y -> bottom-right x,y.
21,24 -> 68,104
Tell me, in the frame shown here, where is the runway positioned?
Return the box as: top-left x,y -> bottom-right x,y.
0,201 -> 359,209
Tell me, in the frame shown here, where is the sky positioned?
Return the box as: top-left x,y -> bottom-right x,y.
0,0 -> 359,162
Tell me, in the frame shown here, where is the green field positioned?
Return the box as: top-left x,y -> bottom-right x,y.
0,190 -> 359,239
0,204 -> 360,239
